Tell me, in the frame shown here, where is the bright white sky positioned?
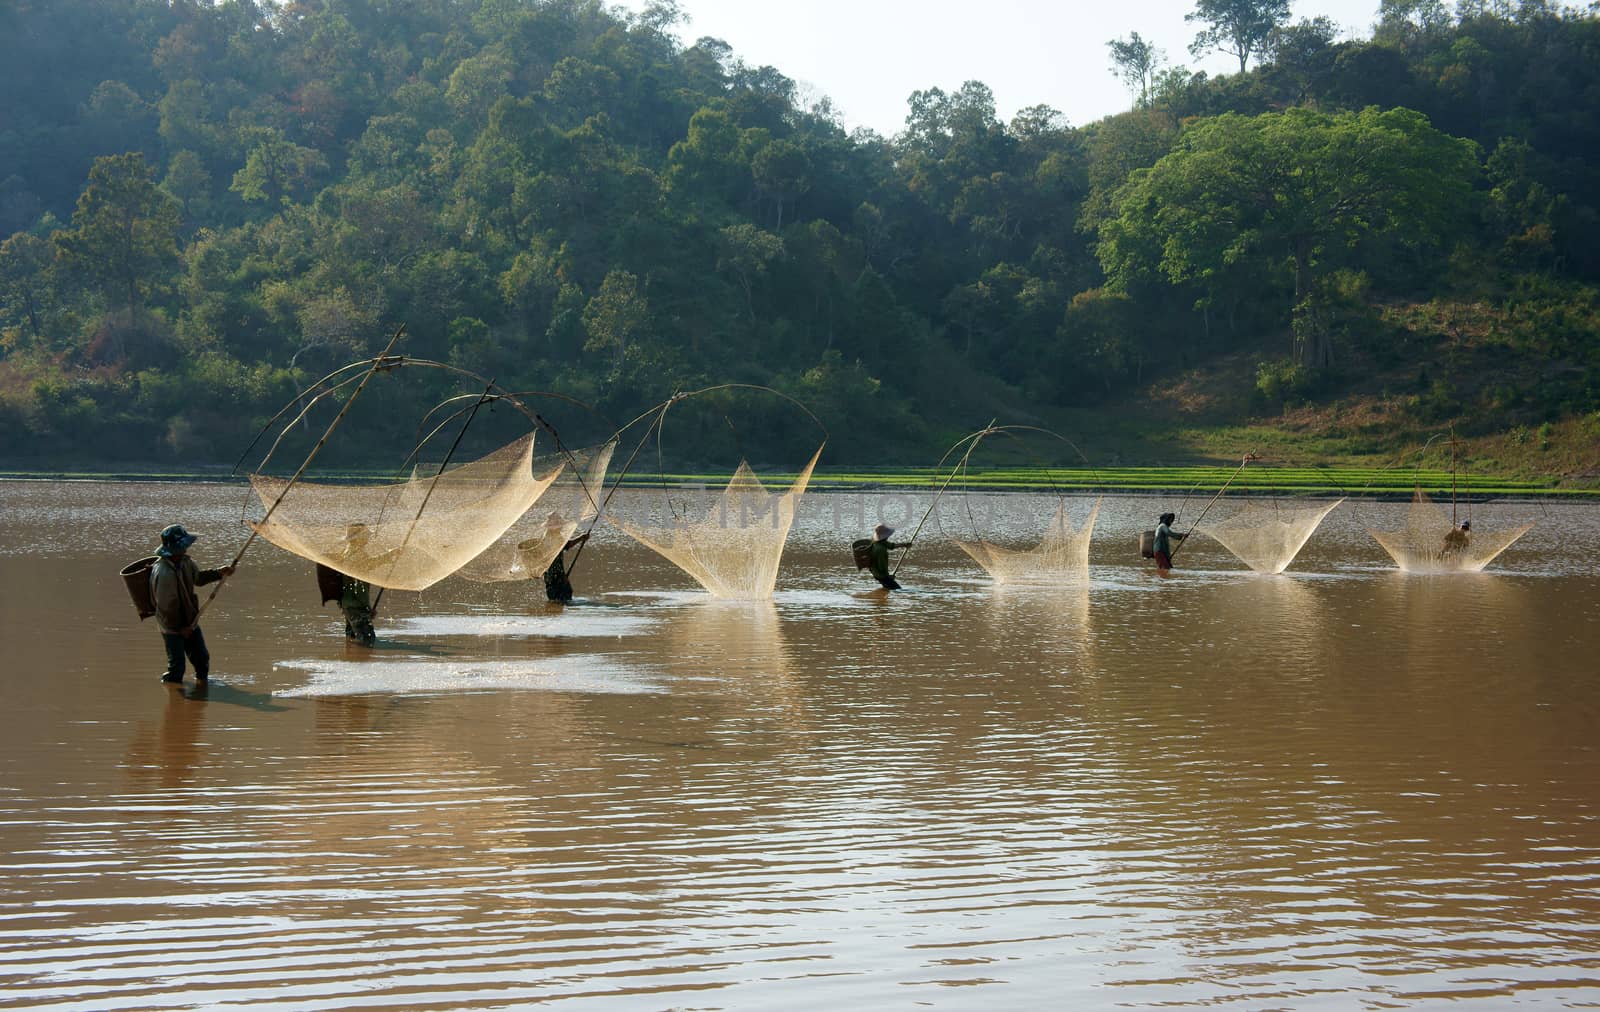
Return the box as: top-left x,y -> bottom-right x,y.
611,0 -> 1383,135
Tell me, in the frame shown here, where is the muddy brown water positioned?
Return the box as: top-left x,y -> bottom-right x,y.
1,479 -> 1597,1009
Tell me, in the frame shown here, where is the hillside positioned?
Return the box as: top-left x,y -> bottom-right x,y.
1,0 -> 1597,478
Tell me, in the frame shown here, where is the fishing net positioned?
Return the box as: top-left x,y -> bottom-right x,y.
456,441 -> 616,583
1201,498 -> 1344,574
248,433 -> 559,592
612,447 -> 822,599
1369,488 -> 1533,573
952,498 -> 1101,583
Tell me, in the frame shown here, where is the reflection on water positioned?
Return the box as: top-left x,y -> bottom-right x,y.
1,480 -> 1598,1009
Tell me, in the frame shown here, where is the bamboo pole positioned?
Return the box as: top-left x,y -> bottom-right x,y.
371,380 -> 495,620
196,325 -> 406,620
892,421 -> 996,578
1170,451 -> 1256,561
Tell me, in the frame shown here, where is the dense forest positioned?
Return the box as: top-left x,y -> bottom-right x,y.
1,0 -> 1598,471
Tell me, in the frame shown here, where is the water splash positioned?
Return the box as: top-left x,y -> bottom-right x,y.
611,448 -> 821,599
1369,489 -> 1533,573
952,499 -> 1100,584
1202,499 -> 1343,574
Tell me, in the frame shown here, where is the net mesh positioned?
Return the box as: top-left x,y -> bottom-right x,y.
456,441 -> 616,583
1202,498 -> 1343,574
952,498 -> 1101,583
248,433 -> 557,592
1369,488 -> 1533,573
612,447 -> 822,599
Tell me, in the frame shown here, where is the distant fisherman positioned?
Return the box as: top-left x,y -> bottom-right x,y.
1152,512 -> 1185,572
150,524 -> 234,684
316,522 -> 377,646
865,523 -> 909,590
1442,519 -> 1470,558
540,514 -> 590,604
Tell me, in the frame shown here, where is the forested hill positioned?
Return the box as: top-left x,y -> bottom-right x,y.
2,0 -> 1599,473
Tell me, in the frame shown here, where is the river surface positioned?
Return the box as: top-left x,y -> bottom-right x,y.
1,479 -> 1597,1010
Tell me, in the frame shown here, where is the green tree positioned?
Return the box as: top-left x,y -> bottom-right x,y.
1377,0 -> 1452,46
1187,0 -> 1291,73
750,139 -> 811,229
1098,107 -> 1479,367
162,149 -> 212,227
230,128 -> 329,206
582,269 -> 649,364
1107,32 -> 1166,106
716,223 -> 784,324
54,152 -> 181,324
1264,17 -> 1341,104
0,231 -> 54,347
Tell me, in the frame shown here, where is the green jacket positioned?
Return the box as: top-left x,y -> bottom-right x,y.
867,539 -> 906,581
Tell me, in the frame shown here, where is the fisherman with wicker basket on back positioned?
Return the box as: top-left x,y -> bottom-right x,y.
855,523 -> 910,590
1151,512 -> 1185,572
150,524 -> 234,684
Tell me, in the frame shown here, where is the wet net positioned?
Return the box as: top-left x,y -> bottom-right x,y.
612,448 -> 822,599
1369,488 -> 1533,573
456,441 -> 616,583
1202,498 -> 1343,574
248,433 -> 558,591
952,498 -> 1101,583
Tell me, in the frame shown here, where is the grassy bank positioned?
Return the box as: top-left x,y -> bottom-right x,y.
2,464 -> 1589,499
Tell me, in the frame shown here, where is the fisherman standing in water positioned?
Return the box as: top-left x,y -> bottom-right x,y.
539,514 -> 590,604
865,523 -> 909,590
1152,512 -> 1185,572
316,522 -> 378,645
1442,519 -> 1471,558
151,524 -> 234,684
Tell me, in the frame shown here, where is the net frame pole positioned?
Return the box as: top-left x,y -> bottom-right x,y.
196,325 -> 406,621
1171,451 -> 1256,562
370,380 -> 496,619
892,421 -> 995,578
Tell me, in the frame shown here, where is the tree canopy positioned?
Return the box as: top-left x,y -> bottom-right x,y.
0,0 -> 1597,466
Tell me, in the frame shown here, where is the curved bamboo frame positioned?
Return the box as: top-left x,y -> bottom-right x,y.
896,422 -> 1098,577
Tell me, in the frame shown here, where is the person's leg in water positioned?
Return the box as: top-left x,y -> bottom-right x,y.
1154,550 -> 1173,573
185,626 -> 211,681
544,556 -> 573,604
163,627 -> 209,682
340,577 -> 375,646
343,604 -> 375,645
161,632 -> 187,683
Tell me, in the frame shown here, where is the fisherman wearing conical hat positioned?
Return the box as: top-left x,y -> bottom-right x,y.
150,524 -> 234,684
865,523 -> 909,590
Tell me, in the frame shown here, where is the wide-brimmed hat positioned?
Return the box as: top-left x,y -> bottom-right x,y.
874,523 -> 894,541
157,523 -> 198,557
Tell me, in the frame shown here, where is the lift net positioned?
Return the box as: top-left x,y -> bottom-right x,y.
1202,498 -> 1343,574
457,441 -> 616,583
1369,488 -> 1533,573
952,498 -> 1101,583
612,447 -> 823,599
248,433 -> 557,592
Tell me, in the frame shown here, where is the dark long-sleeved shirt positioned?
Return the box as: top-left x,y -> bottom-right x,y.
867,540 -> 906,582
1153,522 -> 1183,556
